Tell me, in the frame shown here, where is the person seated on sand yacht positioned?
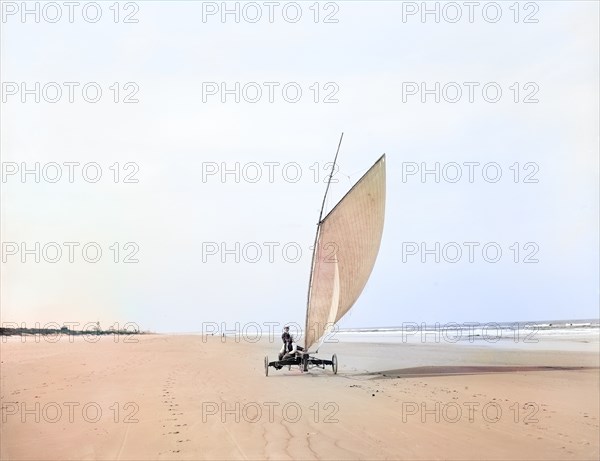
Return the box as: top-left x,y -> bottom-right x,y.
282,341 -> 304,360
274,332 -> 306,369
278,326 -> 293,360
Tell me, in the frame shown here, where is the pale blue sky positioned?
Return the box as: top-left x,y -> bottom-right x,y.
1,1 -> 598,332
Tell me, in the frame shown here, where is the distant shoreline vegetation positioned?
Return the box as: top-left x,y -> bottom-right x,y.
0,324 -> 149,337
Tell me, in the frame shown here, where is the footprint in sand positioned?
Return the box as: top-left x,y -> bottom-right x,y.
160,373 -> 189,454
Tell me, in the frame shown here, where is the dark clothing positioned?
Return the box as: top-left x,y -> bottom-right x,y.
279,331 -> 293,360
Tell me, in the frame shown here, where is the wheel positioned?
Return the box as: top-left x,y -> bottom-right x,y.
303,355 -> 309,372
264,356 -> 269,376
331,354 -> 338,374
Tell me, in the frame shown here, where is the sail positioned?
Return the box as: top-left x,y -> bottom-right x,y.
304,155 -> 386,350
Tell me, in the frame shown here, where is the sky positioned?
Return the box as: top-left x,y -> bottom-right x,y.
1,1 -> 598,334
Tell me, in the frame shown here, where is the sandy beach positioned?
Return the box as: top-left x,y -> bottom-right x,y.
1,333 -> 598,460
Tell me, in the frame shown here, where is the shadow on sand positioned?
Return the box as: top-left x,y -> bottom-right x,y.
360,365 -> 600,379
264,365 -> 600,379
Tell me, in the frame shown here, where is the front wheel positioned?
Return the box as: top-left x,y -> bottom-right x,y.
264,356 -> 269,376
331,354 -> 338,374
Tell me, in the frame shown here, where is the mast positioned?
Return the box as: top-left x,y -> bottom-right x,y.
304,133 -> 344,350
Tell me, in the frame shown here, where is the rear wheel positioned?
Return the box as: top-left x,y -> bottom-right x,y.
264,356 -> 269,376
331,354 -> 338,374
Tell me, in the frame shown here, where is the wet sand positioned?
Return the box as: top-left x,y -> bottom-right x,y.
1,334 -> 598,460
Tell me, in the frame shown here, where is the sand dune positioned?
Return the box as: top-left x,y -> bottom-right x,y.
1,334 -> 598,460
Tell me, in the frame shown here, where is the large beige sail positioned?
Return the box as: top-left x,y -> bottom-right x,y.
304,155 -> 386,350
